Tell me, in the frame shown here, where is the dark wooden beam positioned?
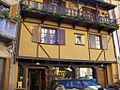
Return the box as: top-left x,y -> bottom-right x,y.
16,56 -> 117,64
39,44 -> 51,58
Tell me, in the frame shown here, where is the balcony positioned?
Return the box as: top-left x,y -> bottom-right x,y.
73,0 -> 116,10
0,18 -> 17,41
20,1 -> 119,32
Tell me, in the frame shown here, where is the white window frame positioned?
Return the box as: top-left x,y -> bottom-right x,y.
75,34 -> 85,45
95,35 -> 101,49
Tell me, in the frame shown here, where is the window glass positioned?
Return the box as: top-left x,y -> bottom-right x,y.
50,29 -> 56,44
41,28 -> 48,43
0,19 -> 6,32
8,22 -> 16,37
89,34 -> 103,49
75,34 -> 84,45
41,28 -> 56,44
95,36 -> 101,49
76,68 -> 93,80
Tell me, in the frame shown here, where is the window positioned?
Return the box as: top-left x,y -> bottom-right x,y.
41,28 -> 49,43
32,27 -> 65,45
76,68 -> 93,79
41,28 -> 56,44
89,34 -> 108,49
0,19 -> 6,32
75,34 -> 84,45
7,21 -> 16,37
95,35 -> 101,49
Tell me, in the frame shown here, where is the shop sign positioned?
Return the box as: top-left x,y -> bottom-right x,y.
18,81 -> 22,88
57,70 -> 66,77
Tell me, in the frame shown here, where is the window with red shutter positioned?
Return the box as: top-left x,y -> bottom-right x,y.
102,36 -> 108,50
32,27 -> 65,45
89,34 -> 108,49
32,26 -> 41,43
89,34 -> 96,48
57,29 -> 65,45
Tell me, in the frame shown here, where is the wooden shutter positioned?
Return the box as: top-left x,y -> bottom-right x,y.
102,36 -> 108,50
57,29 -> 65,45
89,34 -> 96,48
32,26 -> 41,43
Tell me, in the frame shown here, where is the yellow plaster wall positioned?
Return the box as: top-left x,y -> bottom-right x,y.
111,64 -> 119,83
19,20 -> 89,60
107,65 -> 113,86
19,19 -> 116,61
19,23 -> 38,57
60,28 -> 89,60
105,36 -> 116,61
14,61 -> 18,89
90,49 -> 104,61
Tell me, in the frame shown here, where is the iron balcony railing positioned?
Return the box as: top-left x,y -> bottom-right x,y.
0,18 -> 17,39
22,0 -> 117,25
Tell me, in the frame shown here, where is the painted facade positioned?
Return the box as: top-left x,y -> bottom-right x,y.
13,0 -> 119,90
0,1 -> 18,90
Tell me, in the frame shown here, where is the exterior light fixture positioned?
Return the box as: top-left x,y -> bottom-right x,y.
36,62 -> 40,65
66,66 -> 72,72
101,64 -> 104,67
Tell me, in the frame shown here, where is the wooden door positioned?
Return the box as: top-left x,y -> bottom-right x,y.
96,67 -> 107,87
28,68 -> 46,90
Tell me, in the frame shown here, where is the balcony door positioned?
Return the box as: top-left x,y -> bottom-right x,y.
28,68 -> 46,90
82,7 -> 99,21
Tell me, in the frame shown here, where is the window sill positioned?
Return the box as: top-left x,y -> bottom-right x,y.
40,43 -> 65,46
75,43 -> 85,46
89,48 -> 108,50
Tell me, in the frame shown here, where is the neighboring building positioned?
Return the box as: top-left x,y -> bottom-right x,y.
13,0 -> 119,89
1,0 -> 18,6
0,1 -> 17,90
110,0 -> 120,79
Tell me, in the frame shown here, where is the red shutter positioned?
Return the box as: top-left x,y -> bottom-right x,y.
89,34 -> 96,48
32,26 -> 41,43
57,29 -> 65,45
102,36 -> 108,50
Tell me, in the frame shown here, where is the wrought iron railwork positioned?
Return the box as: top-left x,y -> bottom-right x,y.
22,1 -> 116,24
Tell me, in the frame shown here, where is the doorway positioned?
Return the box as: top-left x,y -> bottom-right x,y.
97,67 -> 107,87
28,68 -> 46,90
